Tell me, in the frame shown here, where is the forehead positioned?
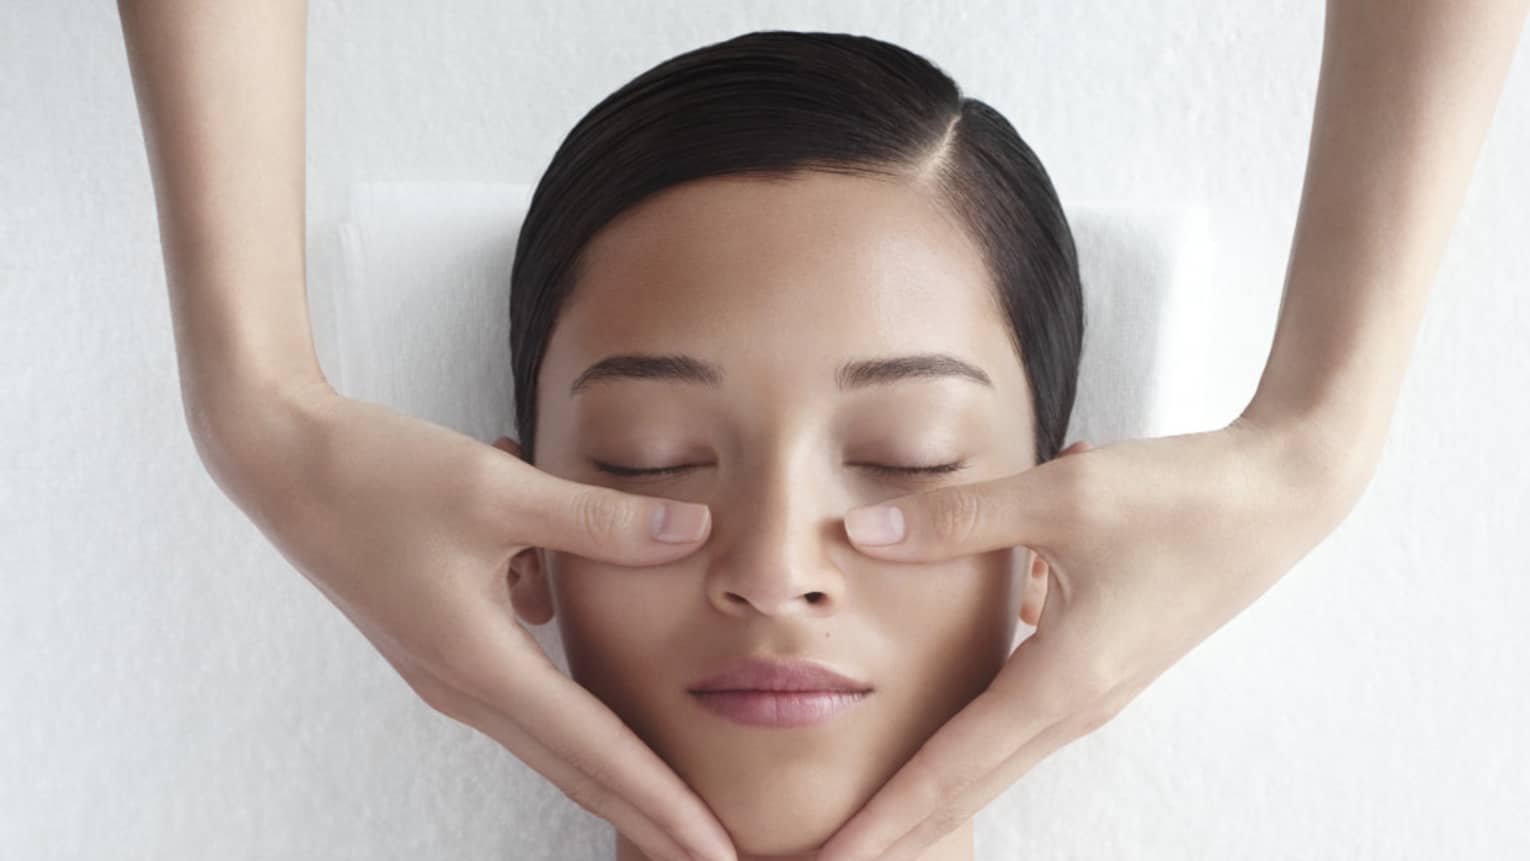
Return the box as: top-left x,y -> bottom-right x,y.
536,170 -> 1027,414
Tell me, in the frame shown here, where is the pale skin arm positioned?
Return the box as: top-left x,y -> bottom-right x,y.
117,1 -> 1526,859
816,3 -> 1530,859
117,4 -> 736,860
122,0 -> 1527,522
117,1 -> 320,427
1244,0 -> 1530,487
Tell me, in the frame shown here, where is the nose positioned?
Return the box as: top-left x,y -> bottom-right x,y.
703,472 -> 847,618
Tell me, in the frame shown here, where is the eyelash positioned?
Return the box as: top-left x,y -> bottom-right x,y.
592,460 -> 969,478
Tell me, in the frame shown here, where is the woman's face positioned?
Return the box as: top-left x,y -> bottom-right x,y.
503,170 -> 1051,858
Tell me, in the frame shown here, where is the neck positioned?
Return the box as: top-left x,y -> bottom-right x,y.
613,819 -> 975,861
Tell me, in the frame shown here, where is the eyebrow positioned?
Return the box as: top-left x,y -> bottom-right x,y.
568,352 -> 993,396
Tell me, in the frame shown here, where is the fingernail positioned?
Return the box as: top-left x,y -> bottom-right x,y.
651,502 -> 711,543
845,504 -> 905,545
690,842 -> 734,861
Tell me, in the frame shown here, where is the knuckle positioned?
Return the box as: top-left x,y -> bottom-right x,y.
572,485 -> 638,545
560,769 -> 614,820
923,799 -> 973,841
404,668 -> 469,721
926,487 -> 982,547
1055,456 -> 1105,524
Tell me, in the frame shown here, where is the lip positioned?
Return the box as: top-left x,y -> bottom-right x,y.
687,657 -> 873,729
690,690 -> 871,728
688,657 -> 872,693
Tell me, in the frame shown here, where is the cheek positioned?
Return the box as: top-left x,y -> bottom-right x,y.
548,554 -> 661,661
862,547 -> 1022,658
856,549 -> 1023,762
545,553 -> 686,736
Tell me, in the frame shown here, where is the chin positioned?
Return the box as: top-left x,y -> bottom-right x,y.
693,764 -> 861,855
595,668 -> 975,858
642,710 -> 896,857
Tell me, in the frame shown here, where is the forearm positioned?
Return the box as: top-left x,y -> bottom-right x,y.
117,0 -> 321,438
1243,0 -> 1528,478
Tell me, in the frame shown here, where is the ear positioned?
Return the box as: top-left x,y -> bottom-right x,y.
507,547 -> 555,627
490,436 -> 554,625
491,435 -> 523,459
1018,440 -> 1092,627
1057,439 -> 1092,458
1018,548 -> 1049,627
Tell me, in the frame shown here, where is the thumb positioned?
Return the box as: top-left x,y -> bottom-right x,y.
843,451 -> 1076,563
488,436 -> 713,565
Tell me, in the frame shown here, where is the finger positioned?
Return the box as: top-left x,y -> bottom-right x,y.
842,458 -> 1073,563
440,610 -> 737,861
482,446 -> 715,566
382,643 -> 700,861
815,631 -> 1089,861
329,595 -> 732,861
456,675 -> 726,861
866,670 -> 1149,861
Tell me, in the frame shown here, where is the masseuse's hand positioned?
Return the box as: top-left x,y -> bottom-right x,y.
200,379 -> 735,861
815,416 -> 1371,861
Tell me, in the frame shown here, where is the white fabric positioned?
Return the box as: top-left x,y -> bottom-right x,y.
328,181 -> 1220,449
310,180 -> 1223,856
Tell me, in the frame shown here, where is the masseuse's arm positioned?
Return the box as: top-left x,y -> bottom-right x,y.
116,4 -> 736,861
117,0 -> 321,429
818,4 -> 1529,859
1242,0 -> 1530,496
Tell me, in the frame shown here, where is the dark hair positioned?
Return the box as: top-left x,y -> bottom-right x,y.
510,30 -> 1083,466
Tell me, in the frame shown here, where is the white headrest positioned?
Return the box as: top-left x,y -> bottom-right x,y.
320,181 -> 1218,448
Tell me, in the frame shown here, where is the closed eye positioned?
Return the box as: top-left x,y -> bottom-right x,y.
592,460 -> 969,478
851,461 -> 969,477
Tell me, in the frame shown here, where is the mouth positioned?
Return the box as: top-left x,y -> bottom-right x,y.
689,690 -> 872,728
687,656 -> 873,728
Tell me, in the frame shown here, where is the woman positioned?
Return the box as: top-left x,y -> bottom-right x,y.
493,30 -> 1087,859
117,3 -> 1528,860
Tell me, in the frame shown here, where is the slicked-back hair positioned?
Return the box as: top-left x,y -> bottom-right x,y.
510,30 -> 1083,466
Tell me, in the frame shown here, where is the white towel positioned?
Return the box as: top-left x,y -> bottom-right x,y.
306,180 -> 1225,856
323,182 -> 1220,450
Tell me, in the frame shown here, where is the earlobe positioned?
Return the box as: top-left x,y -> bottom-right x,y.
495,436 -> 549,625
1018,548 -> 1049,627
1017,441 -> 1084,626
491,435 -> 524,460
507,547 -> 555,626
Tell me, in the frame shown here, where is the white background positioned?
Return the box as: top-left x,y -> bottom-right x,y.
3,1 -> 1527,858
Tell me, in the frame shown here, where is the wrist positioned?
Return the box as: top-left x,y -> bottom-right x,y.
185,368 -> 336,482
1231,402 -> 1381,521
